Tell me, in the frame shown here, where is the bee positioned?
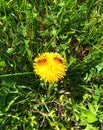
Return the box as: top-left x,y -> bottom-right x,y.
37,58 -> 47,65
53,57 -> 63,64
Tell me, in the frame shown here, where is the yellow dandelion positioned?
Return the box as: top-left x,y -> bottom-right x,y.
33,52 -> 67,83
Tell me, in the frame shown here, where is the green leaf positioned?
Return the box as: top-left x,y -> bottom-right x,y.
86,111 -> 98,123
0,60 -> 6,67
85,124 -> 99,130
96,61 -> 103,72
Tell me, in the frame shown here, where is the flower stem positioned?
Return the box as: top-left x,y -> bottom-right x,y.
47,83 -> 53,97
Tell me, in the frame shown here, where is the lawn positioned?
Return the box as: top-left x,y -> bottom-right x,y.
0,0 -> 103,129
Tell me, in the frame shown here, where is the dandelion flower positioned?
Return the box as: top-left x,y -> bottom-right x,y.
33,52 -> 67,83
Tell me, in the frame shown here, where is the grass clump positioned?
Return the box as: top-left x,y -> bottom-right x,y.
0,0 -> 103,129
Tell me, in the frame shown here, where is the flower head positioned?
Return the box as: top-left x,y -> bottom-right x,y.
33,52 -> 67,83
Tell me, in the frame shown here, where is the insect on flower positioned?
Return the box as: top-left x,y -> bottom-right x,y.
53,57 -> 63,64
33,52 -> 67,83
37,58 -> 47,65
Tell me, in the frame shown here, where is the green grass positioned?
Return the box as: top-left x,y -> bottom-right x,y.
0,0 -> 103,129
